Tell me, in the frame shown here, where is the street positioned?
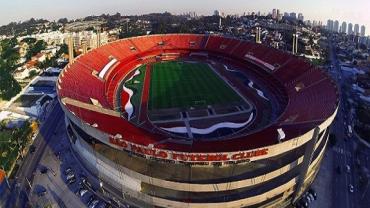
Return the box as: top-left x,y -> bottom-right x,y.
6,99 -> 64,208
328,39 -> 360,208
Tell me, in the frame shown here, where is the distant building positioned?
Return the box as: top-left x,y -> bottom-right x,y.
327,20 -> 334,31
272,9 -> 277,19
32,53 -> 46,62
354,24 -> 360,35
276,9 -> 281,20
284,12 -> 289,17
334,20 -> 339,32
312,20 -> 318,27
348,23 -> 353,35
298,13 -> 304,21
213,10 -> 220,16
341,22 -> 347,33
360,25 -> 366,37
290,12 -> 297,19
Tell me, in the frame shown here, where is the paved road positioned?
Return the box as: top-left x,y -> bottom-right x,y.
6,99 -> 64,208
29,118 -> 87,208
328,39 -> 359,208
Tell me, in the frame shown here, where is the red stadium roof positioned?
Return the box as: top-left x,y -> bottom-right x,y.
57,34 -> 339,153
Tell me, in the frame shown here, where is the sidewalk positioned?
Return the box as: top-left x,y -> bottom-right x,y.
310,147 -> 334,208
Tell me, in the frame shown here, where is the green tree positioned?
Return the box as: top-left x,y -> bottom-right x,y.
25,40 -> 47,60
0,68 -> 21,100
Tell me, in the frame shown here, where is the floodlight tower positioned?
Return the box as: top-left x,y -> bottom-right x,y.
292,33 -> 298,54
256,27 -> 262,44
68,34 -> 74,64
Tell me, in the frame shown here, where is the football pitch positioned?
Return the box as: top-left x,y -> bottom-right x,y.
149,61 -> 243,110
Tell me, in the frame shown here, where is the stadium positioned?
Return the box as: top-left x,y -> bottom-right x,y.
57,34 -> 339,207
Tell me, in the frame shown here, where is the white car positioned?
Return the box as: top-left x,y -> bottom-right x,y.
346,165 -> 351,173
66,173 -> 75,180
349,184 -> 354,193
79,189 -> 88,197
89,199 -> 99,208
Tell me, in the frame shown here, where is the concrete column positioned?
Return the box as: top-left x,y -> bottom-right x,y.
292,127 -> 320,203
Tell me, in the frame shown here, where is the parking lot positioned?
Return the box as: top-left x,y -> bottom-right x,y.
29,119 -> 128,208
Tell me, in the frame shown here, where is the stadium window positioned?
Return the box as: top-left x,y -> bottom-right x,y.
158,41 -> 164,46
189,41 -> 196,47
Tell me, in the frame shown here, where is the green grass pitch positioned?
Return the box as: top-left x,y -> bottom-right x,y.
149,61 -> 242,110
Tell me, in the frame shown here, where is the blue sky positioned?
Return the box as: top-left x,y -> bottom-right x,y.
0,0 -> 369,35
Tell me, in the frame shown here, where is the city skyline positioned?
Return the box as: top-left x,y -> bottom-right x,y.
0,0 -> 369,35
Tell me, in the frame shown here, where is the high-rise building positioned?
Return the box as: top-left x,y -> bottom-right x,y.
290,12 -> 297,19
298,13 -> 304,21
354,24 -> 360,35
341,22 -> 347,33
284,12 -> 289,17
213,10 -> 220,16
348,23 -> 353,34
312,20 -> 318,27
327,20 -> 334,31
333,20 -> 339,32
276,9 -> 281,20
272,9 -> 277,19
361,25 -> 366,37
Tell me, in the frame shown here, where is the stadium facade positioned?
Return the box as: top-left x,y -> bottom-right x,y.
57,34 -> 339,207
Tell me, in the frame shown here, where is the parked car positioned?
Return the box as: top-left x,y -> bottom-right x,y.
79,188 -> 88,197
89,199 -> 99,208
308,188 -> 317,200
64,167 -> 73,175
349,184 -> 354,193
67,177 -> 76,184
346,165 -> 351,173
87,196 -> 96,206
36,187 -> 47,197
307,193 -> 315,202
67,173 -> 75,181
82,178 -> 94,190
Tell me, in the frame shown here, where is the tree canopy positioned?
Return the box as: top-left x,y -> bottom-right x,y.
0,38 -> 21,100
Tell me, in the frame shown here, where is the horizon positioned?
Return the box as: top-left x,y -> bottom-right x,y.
0,0 -> 369,35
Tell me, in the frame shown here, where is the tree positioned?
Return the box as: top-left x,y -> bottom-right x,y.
57,18 -> 68,24
21,37 -> 37,44
0,68 -> 21,100
25,40 -> 47,60
0,38 -> 20,72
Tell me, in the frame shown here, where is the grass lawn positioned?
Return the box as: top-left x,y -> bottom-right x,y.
149,61 -> 242,110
